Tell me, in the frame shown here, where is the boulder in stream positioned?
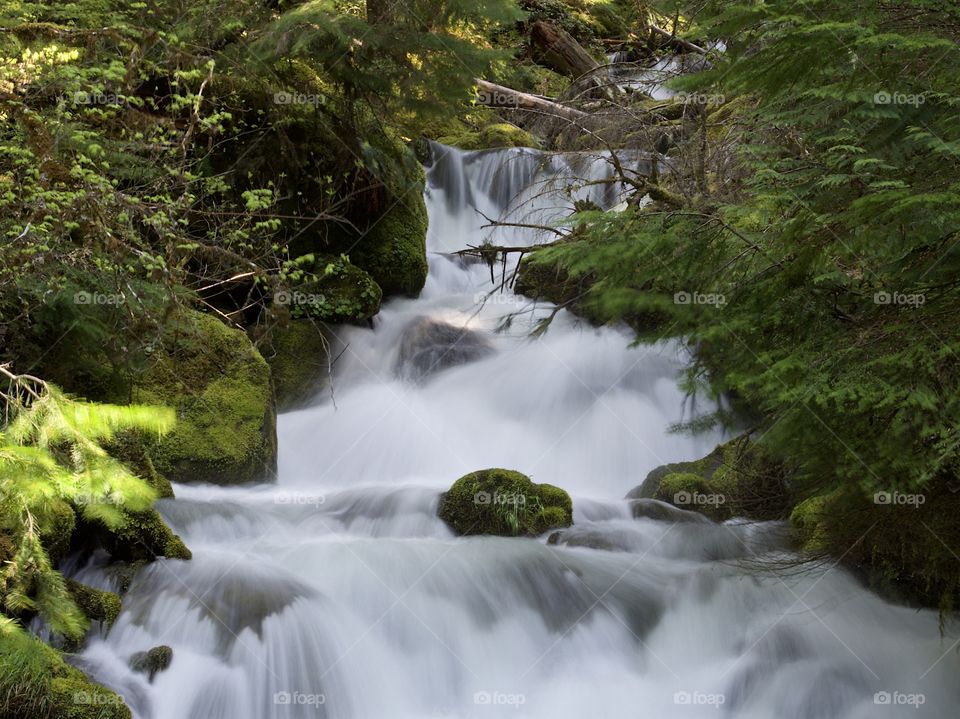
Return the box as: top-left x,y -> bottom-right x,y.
129,645 -> 173,683
395,317 -> 494,382
438,468 -> 573,536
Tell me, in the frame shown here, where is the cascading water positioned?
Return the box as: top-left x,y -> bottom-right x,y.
75,143 -> 960,718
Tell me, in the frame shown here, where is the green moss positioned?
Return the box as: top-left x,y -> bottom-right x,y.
105,431 -> 174,499
65,581 -> 121,627
286,255 -> 382,323
37,499 -> 76,564
263,320 -> 332,412
438,123 -> 540,151
438,468 -> 574,536
631,435 -> 789,521
99,508 -> 191,562
129,645 -> 173,682
350,185 -> 429,298
133,310 -> 277,485
0,624 -> 131,719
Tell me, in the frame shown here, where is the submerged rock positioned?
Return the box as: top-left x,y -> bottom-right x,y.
395,317 -> 494,382
438,468 -> 573,536
129,645 -> 173,682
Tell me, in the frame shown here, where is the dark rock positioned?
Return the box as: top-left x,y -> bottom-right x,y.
129,645 -> 173,682
395,317 -> 494,382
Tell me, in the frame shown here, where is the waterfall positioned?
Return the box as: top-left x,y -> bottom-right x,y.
76,144 -> 960,718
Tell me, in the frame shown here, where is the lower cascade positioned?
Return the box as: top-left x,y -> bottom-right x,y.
76,145 -> 960,718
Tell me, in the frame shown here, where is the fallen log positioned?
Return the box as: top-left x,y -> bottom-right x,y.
474,79 -> 587,123
530,20 -> 600,79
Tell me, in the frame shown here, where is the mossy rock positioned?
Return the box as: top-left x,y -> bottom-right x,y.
129,645 -> 172,682
37,499 -> 77,565
0,625 -> 131,719
105,431 -> 174,499
438,468 -> 573,536
263,319 -> 332,412
349,175 -> 429,298
655,472 -> 731,521
629,436 -> 789,521
96,508 -> 192,563
282,255 -> 382,324
133,310 -> 277,485
438,123 -> 540,151
65,580 -> 121,627
787,481 -> 960,609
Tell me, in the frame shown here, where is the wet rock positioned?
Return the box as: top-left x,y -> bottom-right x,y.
129,645 -> 173,682
395,317 -> 494,382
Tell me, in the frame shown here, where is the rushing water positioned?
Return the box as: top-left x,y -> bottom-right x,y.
76,144 -> 960,718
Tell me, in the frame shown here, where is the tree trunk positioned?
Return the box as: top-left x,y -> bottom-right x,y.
529,21 -> 599,80
649,24 -> 708,55
474,79 -> 587,123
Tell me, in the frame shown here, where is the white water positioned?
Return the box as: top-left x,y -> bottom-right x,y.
76,144 -> 960,718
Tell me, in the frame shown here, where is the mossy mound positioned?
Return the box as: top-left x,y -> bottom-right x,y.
0,624 -> 131,719
37,498 -> 77,564
349,176 -> 429,298
438,468 -> 573,536
438,123 -> 540,151
263,320 -> 332,412
129,645 -> 172,682
789,482 -> 960,609
133,310 -> 277,485
105,431 -> 174,499
629,436 -> 790,521
283,255 -> 382,323
65,581 -> 121,627
96,508 -> 192,562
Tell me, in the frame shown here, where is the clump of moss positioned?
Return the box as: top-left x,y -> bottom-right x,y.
65,581 -> 121,627
105,431 -> 174,499
129,645 -> 173,682
96,508 -> 191,562
133,310 -> 277,485
349,173 -> 429,298
37,499 -> 77,564
285,255 -> 382,324
263,320 -> 331,412
0,623 -> 131,719
630,435 -> 790,521
438,123 -> 540,151
438,468 -> 573,536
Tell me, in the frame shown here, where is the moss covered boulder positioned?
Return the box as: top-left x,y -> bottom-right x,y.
438,468 -> 573,536
279,255 -> 382,324
350,182 -> 429,298
95,507 -> 192,562
129,645 -> 173,682
133,310 -> 277,485
263,320 -> 332,412
65,581 -> 121,627
0,625 -> 131,719
438,123 -> 540,151
629,436 -> 789,521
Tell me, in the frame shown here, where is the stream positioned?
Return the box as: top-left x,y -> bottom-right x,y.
74,143 -> 960,718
